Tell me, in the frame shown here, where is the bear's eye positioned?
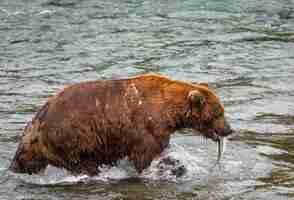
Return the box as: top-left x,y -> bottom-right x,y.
212,104 -> 223,118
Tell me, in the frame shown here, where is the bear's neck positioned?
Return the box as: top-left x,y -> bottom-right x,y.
161,102 -> 193,134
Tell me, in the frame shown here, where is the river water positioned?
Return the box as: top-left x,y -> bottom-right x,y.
1,0 -> 294,199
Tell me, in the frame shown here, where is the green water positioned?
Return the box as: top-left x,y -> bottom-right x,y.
1,0 -> 294,199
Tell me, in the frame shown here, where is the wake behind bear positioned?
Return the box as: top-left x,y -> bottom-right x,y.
9,73 -> 233,176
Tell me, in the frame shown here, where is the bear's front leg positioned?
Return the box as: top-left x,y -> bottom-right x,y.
129,134 -> 163,173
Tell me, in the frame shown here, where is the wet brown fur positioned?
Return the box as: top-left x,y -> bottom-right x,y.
9,73 -> 232,175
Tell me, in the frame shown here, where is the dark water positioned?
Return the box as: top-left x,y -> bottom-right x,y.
1,0 -> 294,199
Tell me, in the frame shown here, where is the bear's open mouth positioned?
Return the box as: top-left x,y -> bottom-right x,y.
211,131 -> 220,141
202,129 -> 221,142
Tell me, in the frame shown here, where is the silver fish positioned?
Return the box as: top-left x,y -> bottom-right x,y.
211,137 -> 226,170
217,137 -> 226,164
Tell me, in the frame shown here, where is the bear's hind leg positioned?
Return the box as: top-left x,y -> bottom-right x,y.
9,142 -> 48,174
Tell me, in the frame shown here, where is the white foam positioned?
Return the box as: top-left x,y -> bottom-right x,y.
93,164 -> 133,182
37,10 -> 55,16
40,160 -> 134,184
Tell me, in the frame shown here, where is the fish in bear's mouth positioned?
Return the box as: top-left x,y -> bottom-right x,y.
201,128 -> 232,167
216,137 -> 226,165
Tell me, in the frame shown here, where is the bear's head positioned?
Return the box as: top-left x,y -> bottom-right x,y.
186,84 -> 232,141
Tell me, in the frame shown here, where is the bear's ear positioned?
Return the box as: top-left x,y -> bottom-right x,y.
188,90 -> 205,110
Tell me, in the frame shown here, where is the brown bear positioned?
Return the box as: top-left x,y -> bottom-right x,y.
9,73 -> 232,175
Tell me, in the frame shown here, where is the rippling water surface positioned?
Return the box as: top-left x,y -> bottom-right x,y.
1,0 -> 294,199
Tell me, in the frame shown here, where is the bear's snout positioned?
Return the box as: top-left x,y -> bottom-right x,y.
210,117 -> 233,138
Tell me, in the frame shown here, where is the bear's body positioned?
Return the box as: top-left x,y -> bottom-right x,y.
9,74 -> 232,175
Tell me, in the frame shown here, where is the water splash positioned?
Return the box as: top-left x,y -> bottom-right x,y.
9,135 -> 273,188
12,141 -> 211,185
141,142 -> 207,182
